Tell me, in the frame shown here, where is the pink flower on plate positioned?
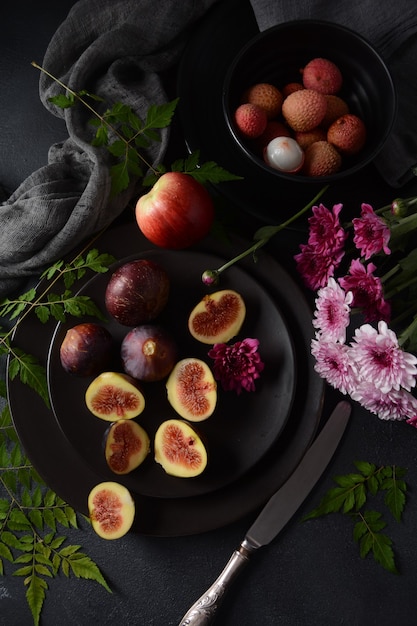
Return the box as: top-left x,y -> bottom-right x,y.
208,338 -> 264,394
351,382 -> 417,421
311,337 -> 358,395
313,278 -> 353,343
307,203 -> 348,255
350,321 -> 417,393
352,203 -> 391,260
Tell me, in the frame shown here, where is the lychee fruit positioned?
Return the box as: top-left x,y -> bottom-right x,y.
282,82 -> 304,98
327,113 -> 367,155
244,82 -> 283,119
321,95 -> 350,129
301,57 -> 343,95
302,141 -> 342,177
282,89 -> 327,132
234,103 -> 268,139
294,128 -> 326,151
253,120 -> 291,153
264,136 -> 304,173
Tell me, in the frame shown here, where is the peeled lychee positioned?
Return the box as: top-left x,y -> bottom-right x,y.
303,140 -> 342,177
282,89 -> 327,132
264,136 -> 304,173
244,82 -> 283,119
253,120 -> 291,153
234,103 -> 268,139
327,113 -> 367,155
321,95 -> 350,129
301,57 -> 343,95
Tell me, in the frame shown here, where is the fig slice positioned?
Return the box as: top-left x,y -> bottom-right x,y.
166,358 -> 217,422
88,481 -> 135,539
105,420 -> 150,474
154,419 -> 208,478
188,289 -> 246,344
85,372 -> 145,421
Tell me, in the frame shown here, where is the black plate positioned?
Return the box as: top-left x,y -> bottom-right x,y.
47,249 -> 296,499
8,221 -> 324,536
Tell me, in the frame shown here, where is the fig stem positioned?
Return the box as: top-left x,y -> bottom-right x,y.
202,185 -> 329,285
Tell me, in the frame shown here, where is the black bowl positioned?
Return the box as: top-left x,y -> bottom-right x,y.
222,20 -> 397,186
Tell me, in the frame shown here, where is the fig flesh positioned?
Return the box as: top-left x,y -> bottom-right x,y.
105,258 -> 170,326
105,420 -> 150,474
154,419 -> 207,478
121,325 -> 177,382
85,372 -> 145,421
88,481 -> 135,539
166,358 -> 217,422
188,289 -> 246,344
59,323 -> 113,376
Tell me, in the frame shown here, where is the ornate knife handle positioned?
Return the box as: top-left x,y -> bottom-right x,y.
178,542 -> 254,625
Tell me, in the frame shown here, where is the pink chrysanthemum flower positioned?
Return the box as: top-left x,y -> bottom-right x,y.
313,278 -> 353,343
352,203 -> 391,260
351,383 -> 417,421
307,203 -> 348,255
208,338 -> 264,395
339,259 -> 391,323
311,337 -> 358,395
294,243 -> 343,291
350,321 -> 417,393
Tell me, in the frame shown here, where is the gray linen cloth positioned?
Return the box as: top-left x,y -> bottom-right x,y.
0,0 -> 416,299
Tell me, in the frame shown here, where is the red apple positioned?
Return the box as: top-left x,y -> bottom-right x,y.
135,172 -> 214,249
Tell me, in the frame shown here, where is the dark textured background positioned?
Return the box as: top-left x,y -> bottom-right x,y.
1,2 -> 417,625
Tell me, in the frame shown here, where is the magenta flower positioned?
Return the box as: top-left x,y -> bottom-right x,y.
311,337 -> 358,395
351,383 -> 417,421
307,203 -> 348,255
294,243 -> 342,290
352,203 -> 391,260
313,278 -> 353,343
350,321 -> 417,393
339,259 -> 391,323
208,338 -> 264,394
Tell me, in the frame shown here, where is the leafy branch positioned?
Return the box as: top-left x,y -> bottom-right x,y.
0,387 -> 110,626
304,461 -> 408,574
32,62 -> 241,196
0,246 -> 116,406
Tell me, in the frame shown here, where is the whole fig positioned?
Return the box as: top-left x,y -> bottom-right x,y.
59,322 -> 113,376
121,325 -> 177,382
105,258 -> 170,326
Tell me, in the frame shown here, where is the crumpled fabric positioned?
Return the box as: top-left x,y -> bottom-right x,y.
249,0 -> 417,188
0,0 -> 219,298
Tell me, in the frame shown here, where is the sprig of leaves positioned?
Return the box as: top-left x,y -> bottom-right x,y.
304,461 -> 408,574
0,385 -> 110,626
0,247 -> 115,407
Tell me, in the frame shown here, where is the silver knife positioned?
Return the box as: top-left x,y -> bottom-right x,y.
178,400 -> 351,626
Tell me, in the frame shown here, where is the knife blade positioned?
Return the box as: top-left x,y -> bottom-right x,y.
178,400 -> 351,626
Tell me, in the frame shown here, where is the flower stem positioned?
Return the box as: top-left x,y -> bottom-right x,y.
207,185 -> 329,280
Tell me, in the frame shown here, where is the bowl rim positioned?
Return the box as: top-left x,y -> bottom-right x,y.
222,18 -> 398,184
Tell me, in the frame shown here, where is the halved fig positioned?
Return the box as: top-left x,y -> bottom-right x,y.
85,372 -> 145,421
88,481 -> 135,539
166,358 -> 217,422
154,419 -> 207,478
105,420 -> 150,474
188,289 -> 246,344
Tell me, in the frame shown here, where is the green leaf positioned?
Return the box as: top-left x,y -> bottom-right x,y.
145,98 -> 179,129
48,93 -> 75,108
26,574 -> 48,626
67,553 -> 112,592
8,352 -> 49,408
110,160 -> 130,195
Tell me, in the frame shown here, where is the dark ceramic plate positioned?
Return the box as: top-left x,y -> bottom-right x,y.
8,222 -> 324,536
47,248 -> 296,499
